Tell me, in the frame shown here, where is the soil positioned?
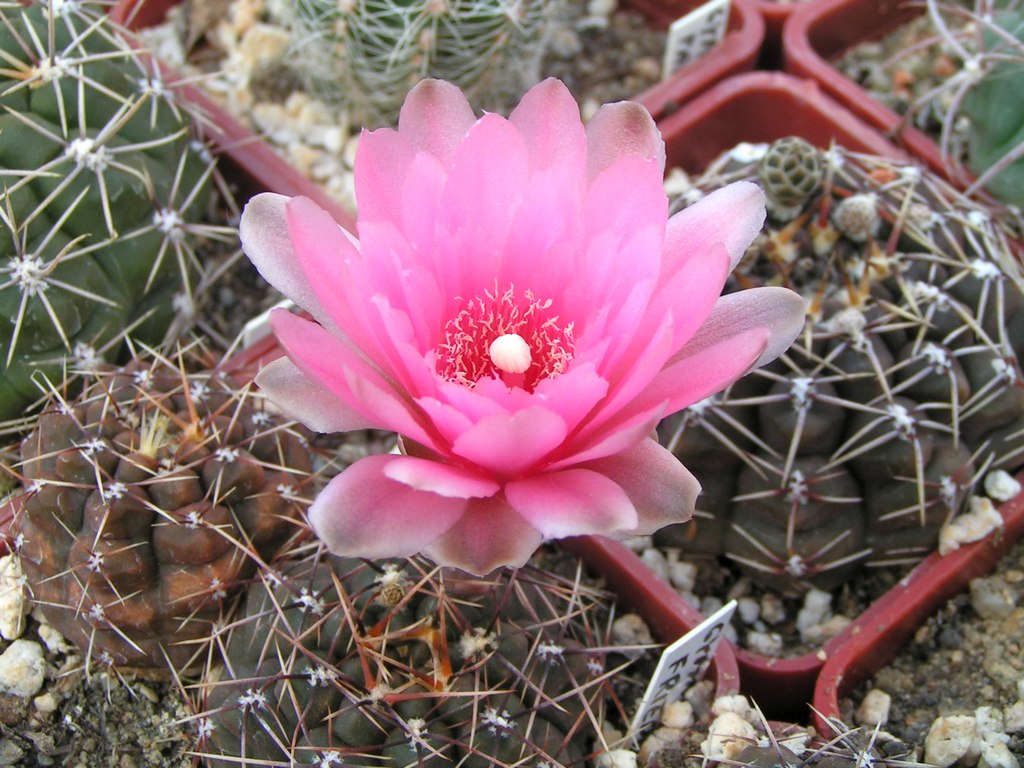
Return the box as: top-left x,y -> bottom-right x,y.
840,535 -> 1024,763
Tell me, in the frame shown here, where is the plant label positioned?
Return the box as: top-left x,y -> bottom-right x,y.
663,0 -> 731,76
629,600 -> 736,737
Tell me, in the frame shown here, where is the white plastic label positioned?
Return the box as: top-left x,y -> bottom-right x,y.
629,600 -> 736,737
663,0 -> 731,76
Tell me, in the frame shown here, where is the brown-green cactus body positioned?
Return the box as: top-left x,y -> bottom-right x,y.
16,354 -> 312,670
198,553 -> 635,766
659,140 -> 1024,593
0,1 -> 222,419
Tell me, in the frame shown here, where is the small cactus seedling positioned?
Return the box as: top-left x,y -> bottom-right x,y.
13,345 -> 315,671
291,0 -> 564,126
0,0 -> 233,421
193,549 -> 650,766
658,138 -> 1024,593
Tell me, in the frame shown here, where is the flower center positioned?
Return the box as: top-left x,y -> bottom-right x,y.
436,285 -> 574,390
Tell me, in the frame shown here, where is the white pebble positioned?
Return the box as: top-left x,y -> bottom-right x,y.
663,167 -> 694,198
940,496 -> 1003,555
35,620 -> 70,656
595,749 -> 638,768
925,715 -> 981,768
736,597 -> 760,625
856,689 -> 891,727
760,593 -> 786,625
0,640 -> 46,698
701,596 -> 724,616
746,630 -> 784,657
801,615 -> 852,646
549,27 -> 583,58
796,589 -> 832,634
588,0 -> 617,16
622,535 -> 653,553
0,556 -> 28,641
662,700 -> 695,729
638,727 -> 685,765
611,614 -> 653,653
33,691 -> 59,716
668,560 -> 698,593
984,470 -> 1022,502
640,548 -> 670,582
970,577 -> 1018,620
712,694 -> 753,720
1004,700 -> 1024,733
701,712 -> 758,761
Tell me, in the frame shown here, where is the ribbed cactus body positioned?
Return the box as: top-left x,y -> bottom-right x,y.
0,1 -> 220,419
198,553 -> 635,766
293,0 -> 561,126
16,353 -> 312,670
659,140 -> 1024,593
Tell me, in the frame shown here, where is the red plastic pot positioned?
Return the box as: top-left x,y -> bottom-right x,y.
627,0 -> 765,120
812,479 -> 1024,735
112,0 -> 763,125
782,0 -> 948,179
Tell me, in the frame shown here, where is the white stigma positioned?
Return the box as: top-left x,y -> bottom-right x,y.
489,333 -> 532,374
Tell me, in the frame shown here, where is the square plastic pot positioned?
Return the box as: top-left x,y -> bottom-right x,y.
812,480 -> 1024,735
112,0 -> 763,125
782,0 -> 948,179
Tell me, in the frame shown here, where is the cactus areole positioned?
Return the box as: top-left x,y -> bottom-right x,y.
0,1 -> 218,420
240,77 -> 806,575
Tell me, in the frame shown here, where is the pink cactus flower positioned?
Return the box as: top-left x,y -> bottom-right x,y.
240,78 -> 805,575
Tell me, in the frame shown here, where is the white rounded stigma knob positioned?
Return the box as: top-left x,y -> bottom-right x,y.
489,333 -> 532,374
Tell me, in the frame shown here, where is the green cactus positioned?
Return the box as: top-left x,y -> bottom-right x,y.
658,139 -> 1024,594
195,550 -> 648,766
959,4 -> 1024,205
292,0 -> 563,126
15,346 -> 315,671
0,0 -> 226,422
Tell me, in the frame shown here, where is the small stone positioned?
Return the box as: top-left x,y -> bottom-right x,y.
640,548 -> 670,581
736,597 -> 760,625
0,556 -> 28,641
35,621 -> 70,656
970,576 -> 1018,620
856,688 -> 892,727
0,640 -> 46,698
984,470 -> 1022,502
596,749 -> 638,768
940,496 -> 1003,555
711,694 -> 753,720
1004,700 -> 1024,733
925,715 -> 981,768
746,630 -> 784,657
638,727 -> 685,765
631,56 -> 661,80
611,614 -> 653,652
662,700 -> 694,729
668,560 -> 697,593
801,615 -> 852,646
796,589 -> 832,634
549,27 -> 583,58
33,692 -> 59,716
701,712 -> 758,761
760,593 -> 786,625
0,739 -> 24,765
587,0 -> 617,17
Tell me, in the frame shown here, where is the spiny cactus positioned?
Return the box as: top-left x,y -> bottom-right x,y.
657,138 -> 1024,593
291,0 -> 563,126
193,549 -> 648,767
0,0 -> 232,421
13,345 -> 315,671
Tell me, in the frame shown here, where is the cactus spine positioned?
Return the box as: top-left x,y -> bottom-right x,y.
0,0 -> 229,421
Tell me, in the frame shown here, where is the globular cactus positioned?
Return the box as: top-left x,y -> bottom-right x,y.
291,0 -> 563,126
14,347 -> 314,671
0,0 -> 229,421
657,137 -> 1024,593
195,550 -> 645,766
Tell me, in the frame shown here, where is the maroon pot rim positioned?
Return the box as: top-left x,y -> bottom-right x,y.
781,0 -> 949,179
812,478 -> 1024,734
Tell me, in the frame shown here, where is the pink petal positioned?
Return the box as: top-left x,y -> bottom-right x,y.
398,78 -> 476,166
580,439 -> 700,534
505,469 -> 637,538
440,113 -> 530,293
669,287 -> 807,370
551,402 -> 665,469
239,194 -> 336,330
647,242 -> 732,352
310,455 -> 467,559
271,310 -> 442,451
509,78 -> 586,176
383,456 -> 500,499
585,100 -> 665,182
663,181 -> 766,273
353,126 -> 416,225
423,495 -> 544,575
254,357 -> 376,433
451,407 -> 568,478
